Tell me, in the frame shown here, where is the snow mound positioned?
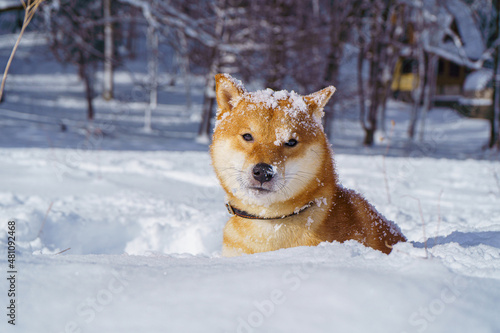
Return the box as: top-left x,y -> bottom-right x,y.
463,69 -> 493,92
1,149 -> 500,332
245,88 -> 308,117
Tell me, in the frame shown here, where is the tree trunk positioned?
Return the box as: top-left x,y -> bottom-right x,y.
408,49 -> 426,140
358,44 -> 368,132
198,94 -> 216,142
363,127 -> 376,146
419,53 -> 438,142
323,45 -> 341,139
364,42 -> 383,146
103,0 -> 114,100
365,47 -> 381,146
364,97 -> 379,145
144,25 -> 158,133
126,7 -> 138,60
266,1 -> 290,90
492,0 -> 500,148
323,0 -> 349,140
197,0 -> 225,141
197,45 -> 219,141
266,38 -> 285,90
359,0 -> 395,146
178,31 -> 192,113
489,117 -> 497,148
80,63 -> 94,121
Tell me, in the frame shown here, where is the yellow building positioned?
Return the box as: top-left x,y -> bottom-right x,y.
391,0 -> 484,105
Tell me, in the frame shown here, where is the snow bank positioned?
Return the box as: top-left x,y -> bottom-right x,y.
5,241 -> 500,333
463,69 -> 493,92
1,148 -> 499,332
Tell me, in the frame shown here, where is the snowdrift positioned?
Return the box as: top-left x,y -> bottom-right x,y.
1,148 -> 499,332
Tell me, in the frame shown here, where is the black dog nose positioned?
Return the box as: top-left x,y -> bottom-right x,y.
253,163 -> 274,183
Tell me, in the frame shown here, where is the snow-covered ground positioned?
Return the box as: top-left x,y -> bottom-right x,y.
0,32 -> 500,332
1,149 -> 500,333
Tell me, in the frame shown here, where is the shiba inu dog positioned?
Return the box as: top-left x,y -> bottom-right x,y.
210,74 -> 406,256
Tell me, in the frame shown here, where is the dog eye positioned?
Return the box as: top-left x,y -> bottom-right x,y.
285,139 -> 298,147
242,133 -> 254,142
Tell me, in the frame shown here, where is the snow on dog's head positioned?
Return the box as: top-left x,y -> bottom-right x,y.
210,74 -> 336,207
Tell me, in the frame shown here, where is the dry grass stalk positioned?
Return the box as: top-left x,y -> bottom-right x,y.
37,201 -> 53,238
0,0 -> 45,101
55,248 -> 71,255
402,195 -> 429,259
434,190 -> 443,247
382,120 -> 396,204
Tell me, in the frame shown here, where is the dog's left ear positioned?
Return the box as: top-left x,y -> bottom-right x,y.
215,74 -> 246,119
304,86 -> 336,120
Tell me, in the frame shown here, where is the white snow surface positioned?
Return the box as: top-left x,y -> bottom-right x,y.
443,0 -> 485,60
0,0 -> 20,11
1,148 -> 500,333
458,97 -> 492,106
463,69 -> 493,92
0,31 -> 500,333
244,88 -> 308,117
420,0 -> 486,69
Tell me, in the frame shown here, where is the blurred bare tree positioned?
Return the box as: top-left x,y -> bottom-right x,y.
44,0 -> 126,120
492,0 -> 500,148
45,1 -> 104,120
40,0 -> 498,147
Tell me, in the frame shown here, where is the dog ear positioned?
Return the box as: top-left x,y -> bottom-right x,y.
215,74 -> 246,118
304,86 -> 336,120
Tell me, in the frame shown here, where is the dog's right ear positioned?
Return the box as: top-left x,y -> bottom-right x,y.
215,74 -> 246,118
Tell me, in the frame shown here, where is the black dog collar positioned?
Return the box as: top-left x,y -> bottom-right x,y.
225,202 -> 314,220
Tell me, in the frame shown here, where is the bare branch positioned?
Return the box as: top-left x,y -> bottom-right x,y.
0,0 -> 45,101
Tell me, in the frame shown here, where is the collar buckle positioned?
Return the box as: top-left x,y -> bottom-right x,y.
226,203 -> 236,216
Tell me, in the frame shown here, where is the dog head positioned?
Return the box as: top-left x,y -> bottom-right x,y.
210,74 -> 335,208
